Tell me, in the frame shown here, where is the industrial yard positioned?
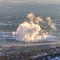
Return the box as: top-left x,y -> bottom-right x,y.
0,42 -> 60,60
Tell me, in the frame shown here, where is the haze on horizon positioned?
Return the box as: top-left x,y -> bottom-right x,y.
0,0 -> 60,16
0,0 -> 60,5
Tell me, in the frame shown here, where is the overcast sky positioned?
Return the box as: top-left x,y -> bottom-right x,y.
0,0 -> 60,4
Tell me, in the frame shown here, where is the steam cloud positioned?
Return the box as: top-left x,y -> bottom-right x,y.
12,13 -> 56,42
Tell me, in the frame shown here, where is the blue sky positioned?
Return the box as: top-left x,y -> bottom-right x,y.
0,0 -> 60,4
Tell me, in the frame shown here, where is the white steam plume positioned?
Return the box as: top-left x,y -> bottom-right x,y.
46,17 -> 56,30
13,13 -> 57,42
